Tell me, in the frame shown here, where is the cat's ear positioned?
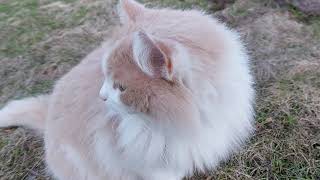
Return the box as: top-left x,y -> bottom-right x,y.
118,0 -> 145,24
132,31 -> 173,81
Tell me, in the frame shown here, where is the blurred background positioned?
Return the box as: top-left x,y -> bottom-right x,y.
0,0 -> 319,179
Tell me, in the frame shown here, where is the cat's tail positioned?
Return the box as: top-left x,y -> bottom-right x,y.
0,95 -> 50,131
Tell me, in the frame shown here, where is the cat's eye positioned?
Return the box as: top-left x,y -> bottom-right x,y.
118,84 -> 126,92
113,82 -> 126,92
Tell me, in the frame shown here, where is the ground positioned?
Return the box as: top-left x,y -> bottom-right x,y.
0,0 -> 319,179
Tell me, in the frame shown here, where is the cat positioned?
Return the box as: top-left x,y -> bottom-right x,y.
0,0 -> 255,179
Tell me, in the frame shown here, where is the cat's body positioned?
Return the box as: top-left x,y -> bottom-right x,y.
0,0 -> 255,179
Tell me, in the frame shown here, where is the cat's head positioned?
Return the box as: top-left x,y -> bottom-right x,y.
99,0 -> 204,129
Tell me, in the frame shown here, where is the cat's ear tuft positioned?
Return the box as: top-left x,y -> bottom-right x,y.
118,0 -> 145,24
132,31 -> 173,81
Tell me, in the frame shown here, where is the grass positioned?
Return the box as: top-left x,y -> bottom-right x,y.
26,80 -> 55,95
140,0 -> 210,10
229,4 -> 250,18
69,6 -> 89,26
0,0 -> 59,56
0,0 -> 89,57
311,19 -> 320,39
0,139 -> 8,150
238,72 -> 320,179
284,2 -> 320,40
0,129 -> 48,180
0,0 -> 320,179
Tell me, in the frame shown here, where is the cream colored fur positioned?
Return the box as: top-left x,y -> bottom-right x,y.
0,0 -> 255,179
0,95 -> 49,130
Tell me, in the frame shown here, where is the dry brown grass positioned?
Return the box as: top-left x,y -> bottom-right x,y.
0,0 -> 319,179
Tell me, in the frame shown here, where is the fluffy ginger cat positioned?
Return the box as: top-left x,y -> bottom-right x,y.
0,0 -> 255,179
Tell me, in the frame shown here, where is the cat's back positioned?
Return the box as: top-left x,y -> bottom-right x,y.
46,42 -> 111,139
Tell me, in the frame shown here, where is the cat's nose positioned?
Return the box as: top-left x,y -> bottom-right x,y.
99,87 -> 108,101
100,96 -> 107,101
100,93 -> 108,101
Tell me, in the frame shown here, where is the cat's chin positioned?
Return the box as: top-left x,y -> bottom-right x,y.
105,100 -> 126,113
105,101 -> 173,133
105,100 -> 144,119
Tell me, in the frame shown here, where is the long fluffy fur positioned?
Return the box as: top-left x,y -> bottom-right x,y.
0,95 -> 49,130
0,0 -> 255,179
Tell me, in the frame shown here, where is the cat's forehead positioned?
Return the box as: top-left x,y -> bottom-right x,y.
108,40 -> 133,67
105,39 -> 148,82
